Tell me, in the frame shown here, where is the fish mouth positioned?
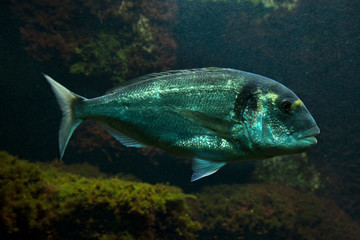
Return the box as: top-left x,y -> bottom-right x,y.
296,126 -> 320,145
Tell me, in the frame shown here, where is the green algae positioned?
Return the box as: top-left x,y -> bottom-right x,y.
0,151 -> 201,239
70,32 -> 130,83
2,150 -> 358,240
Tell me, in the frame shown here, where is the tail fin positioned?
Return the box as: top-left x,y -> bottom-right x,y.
43,73 -> 86,161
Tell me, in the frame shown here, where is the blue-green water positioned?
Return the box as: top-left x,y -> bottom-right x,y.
1,0 -> 359,239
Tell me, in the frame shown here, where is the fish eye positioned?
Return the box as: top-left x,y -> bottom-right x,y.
280,100 -> 293,113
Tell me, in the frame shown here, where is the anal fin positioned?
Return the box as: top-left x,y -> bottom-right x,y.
97,122 -> 146,148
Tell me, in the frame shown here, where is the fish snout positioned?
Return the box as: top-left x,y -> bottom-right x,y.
295,125 -> 320,145
297,126 -> 320,139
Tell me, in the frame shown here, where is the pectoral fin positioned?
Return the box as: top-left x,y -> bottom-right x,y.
191,157 -> 226,182
169,107 -> 233,139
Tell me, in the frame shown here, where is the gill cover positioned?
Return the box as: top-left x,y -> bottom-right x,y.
233,82 -> 263,149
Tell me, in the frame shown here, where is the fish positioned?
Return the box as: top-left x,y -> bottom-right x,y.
44,68 -> 320,182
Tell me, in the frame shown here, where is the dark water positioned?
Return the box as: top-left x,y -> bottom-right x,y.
1,0 -> 359,239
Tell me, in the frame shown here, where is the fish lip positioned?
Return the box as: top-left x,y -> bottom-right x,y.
297,126 -> 320,139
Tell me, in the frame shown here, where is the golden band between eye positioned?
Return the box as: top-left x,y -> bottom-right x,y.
294,99 -> 303,108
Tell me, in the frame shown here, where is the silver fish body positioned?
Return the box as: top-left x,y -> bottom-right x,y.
44,68 -> 320,181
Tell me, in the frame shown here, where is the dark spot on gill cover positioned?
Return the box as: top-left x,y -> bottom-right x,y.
234,82 -> 258,121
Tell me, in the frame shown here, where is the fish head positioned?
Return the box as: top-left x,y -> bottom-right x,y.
241,80 -> 320,157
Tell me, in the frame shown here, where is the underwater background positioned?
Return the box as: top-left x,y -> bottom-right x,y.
0,0 -> 359,239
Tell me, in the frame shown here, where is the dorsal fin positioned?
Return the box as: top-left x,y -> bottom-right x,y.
106,67 -> 225,94
134,67 -> 223,81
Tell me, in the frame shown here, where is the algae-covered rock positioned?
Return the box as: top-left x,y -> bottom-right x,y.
192,183 -> 360,240
185,0 -> 299,11
253,153 -> 323,191
0,151 -> 201,239
12,0 -> 178,84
